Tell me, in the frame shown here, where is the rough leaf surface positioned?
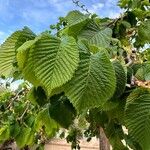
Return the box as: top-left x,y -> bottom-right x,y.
78,21 -> 112,48
64,49 -> 116,112
125,88 -> 150,150
0,27 -> 36,77
113,60 -> 127,97
17,38 -> 40,85
31,34 -> 79,94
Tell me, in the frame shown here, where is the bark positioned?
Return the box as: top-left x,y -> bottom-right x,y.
99,127 -> 110,150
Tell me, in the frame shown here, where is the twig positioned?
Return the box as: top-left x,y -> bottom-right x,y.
6,89 -> 25,109
18,102 -> 30,122
72,0 -> 91,14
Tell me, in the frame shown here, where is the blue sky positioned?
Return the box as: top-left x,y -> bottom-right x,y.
0,0 -> 122,44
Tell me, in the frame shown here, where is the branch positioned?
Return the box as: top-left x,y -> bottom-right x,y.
127,76 -> 150,89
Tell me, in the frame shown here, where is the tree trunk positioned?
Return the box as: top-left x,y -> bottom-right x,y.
99,127 -> 110,150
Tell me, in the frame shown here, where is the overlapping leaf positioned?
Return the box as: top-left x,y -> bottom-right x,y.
66,10 -> 89,27
78,21 -> 112,48
138,19 -> 150,44
64,10 -> 89,37
113,60 -> 127,97
0,27 -> 36,77
0,125 -> 10,142
64,48 -> 116,112
49,93 -> 76,128
135,62 -> 150,81
125,88 -> 150,150
34,108 -> 58,137
17,38 -> 40,85
31,34 -> 79,94
27,86 -> 47,106
15,127 -> 32,148
106,122 -> 128,150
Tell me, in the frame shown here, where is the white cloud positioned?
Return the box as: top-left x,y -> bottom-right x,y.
93,3 -> 104,10
22,9 -> 55,24
21,0 -> 74,27
47,0 -> 74,14
89,3 -> 104,14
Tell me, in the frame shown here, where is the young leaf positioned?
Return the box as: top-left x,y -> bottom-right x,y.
15,127 -> 31,148
66,10 -> 89,27
10,122 -> 21,138
34,108 -> 58,137
63,10 -> 89,37
0,125 -> 10,141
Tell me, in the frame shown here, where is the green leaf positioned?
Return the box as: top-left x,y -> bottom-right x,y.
34,108 -> 58,137
27,86 -> 47,106
31,34 -> 79,94
100,100 -> 119,111
17,40 -> 36,70
0,31 -> 20,77
135,62 -> 150,81
88,109 -> 108,126
131,63 -> 142,75
107,98 -> 126,123
118,0 -> 129,8
17,38 -> 40,85
141,48 -> 150,61
113,60 -> 127,97
78,21 -> 112,48
0,125 -> 10,141
64,48 -> 116,112
124,11 -> 137,27
125,88 -> 150,150
106,121 -> 128,150
49,93 -> 76,128
0,27 -> 36,77
63,11 -> 89,37
36,144 -> 44,150
66,11 -> 89,27
10,122 -> 21,138
137,19 -> 150,45
26,130 -> 35,146
15,127 -> 31,148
